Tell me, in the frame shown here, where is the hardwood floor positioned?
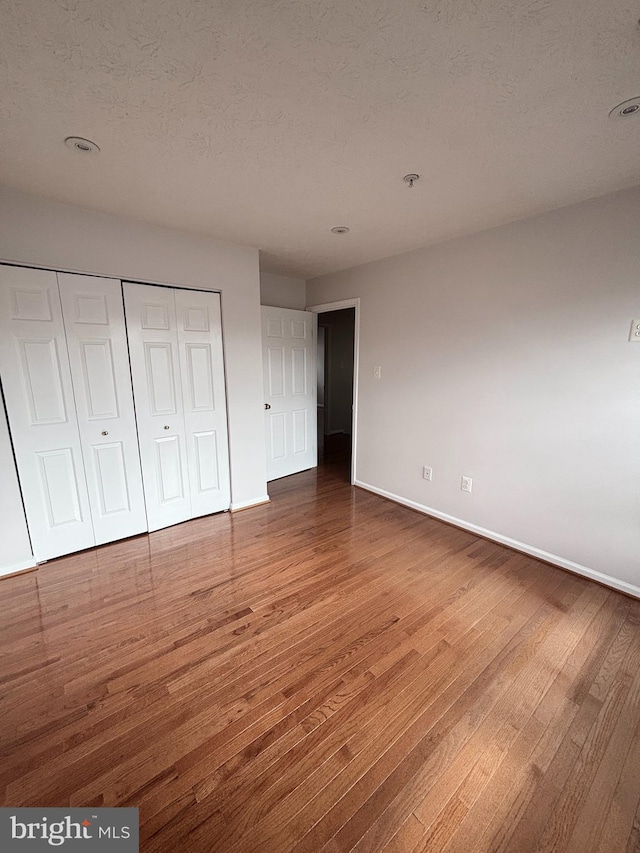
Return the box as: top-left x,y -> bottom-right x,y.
1,455 -> 640,852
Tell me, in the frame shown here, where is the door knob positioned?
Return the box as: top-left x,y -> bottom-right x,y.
164,425 -> 170,429
101,430 -> 109,436
264,403 -> 271,410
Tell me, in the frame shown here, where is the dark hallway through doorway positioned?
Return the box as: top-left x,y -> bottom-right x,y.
317,307 -> 355,480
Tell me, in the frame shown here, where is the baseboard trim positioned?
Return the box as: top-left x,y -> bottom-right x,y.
230,495 -> 271,512
354,479 -> 640,600
0,558 -> 38,580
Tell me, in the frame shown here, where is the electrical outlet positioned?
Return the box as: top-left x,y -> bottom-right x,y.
461,476 -> 473,493
629,319 -> 640,342
422,466 -> 432,481
374,366 -> 382,379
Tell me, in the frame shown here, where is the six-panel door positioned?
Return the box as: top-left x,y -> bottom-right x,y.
0,266 -> 95,560
124,282 -> 230,532
175,288 -> 231,519
123,283 -> 191,532
262,306 -> 317,481
58,273 -> 148,545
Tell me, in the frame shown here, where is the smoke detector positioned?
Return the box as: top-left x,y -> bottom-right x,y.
331,226 -> 350,234
65,136 -> 100,154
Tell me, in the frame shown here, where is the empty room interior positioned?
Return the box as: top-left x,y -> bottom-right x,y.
1,1 -> 640,851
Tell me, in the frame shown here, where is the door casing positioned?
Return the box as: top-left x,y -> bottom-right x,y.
307,298 -> 360,485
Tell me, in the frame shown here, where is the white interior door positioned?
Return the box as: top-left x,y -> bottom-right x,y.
0,265 -> 95,560
262,306 -> 317,481
123,282 -> 191,532
58,273 -> 147,545
175,288 -> 231,518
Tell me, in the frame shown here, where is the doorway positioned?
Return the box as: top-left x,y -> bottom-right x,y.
309,299 -> 359,483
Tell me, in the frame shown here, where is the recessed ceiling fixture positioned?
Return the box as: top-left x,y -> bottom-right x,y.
609,97 -> 640,120
65,136 -> 100,154
331,226 -> 350,234
403,173 -> 420,187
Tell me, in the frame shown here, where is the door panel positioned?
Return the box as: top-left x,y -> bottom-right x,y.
155,434 -> 186,502
58,273 -> 147,546
36,448 -> 85,526
262,307 -> 317,481
124,282 -> 191,532
72,292 -> 109,325
19,338 -> 68,423
175,288 -> 230,518
78,340 -> 119,419
144,342 -> 179,415
292,408 -> 308,454
184,344 -> 214,411
267,346 -> 285,396
291,347 -> 307,395
92,442 -> 131,514
0,265 -> 95,560
269,412 -> 286,461
194,431 -> 219,491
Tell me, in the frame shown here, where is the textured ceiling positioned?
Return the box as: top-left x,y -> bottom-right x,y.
1,0 -> 639,278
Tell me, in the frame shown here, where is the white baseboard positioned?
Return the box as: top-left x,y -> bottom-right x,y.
230,495 -> 270,512
354,479 -> 640,600
0,557 -> 37,580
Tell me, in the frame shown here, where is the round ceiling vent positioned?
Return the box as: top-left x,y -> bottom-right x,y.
65,136 -> 100,154
608,97 -> 640,120
330,226 -> 350,234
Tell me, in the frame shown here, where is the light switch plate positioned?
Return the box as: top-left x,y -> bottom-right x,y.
629,319 -> 640,342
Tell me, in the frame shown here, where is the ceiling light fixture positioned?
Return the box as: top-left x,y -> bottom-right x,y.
403,173 -> 420,187
608,97 -> 640,120
65,136 -> 100,154
331,226 -> 350,234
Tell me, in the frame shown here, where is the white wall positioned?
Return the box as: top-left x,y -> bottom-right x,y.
0,186 -> 268,573
308,186 -> 640,596
260,271 -> 306,309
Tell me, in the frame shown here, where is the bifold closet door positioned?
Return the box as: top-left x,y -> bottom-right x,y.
175,288 -> 231,520
123,283 -> 231,532
58,273 -> 147,545
0,265 -> 95,560
123,284 -> 190,531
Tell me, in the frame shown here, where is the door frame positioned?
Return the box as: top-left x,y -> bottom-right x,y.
306,298 -> 360,485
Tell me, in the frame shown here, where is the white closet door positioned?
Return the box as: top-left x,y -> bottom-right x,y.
175,288 -> 231,518
262,306 -> 317,481
58,273 -> 147,545
0,265 -> 94,560
123,282 -> 191,532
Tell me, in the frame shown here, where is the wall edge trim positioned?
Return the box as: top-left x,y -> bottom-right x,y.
354,479 -> 640,600
0,558 -> 37,580
230,495 -> 270,512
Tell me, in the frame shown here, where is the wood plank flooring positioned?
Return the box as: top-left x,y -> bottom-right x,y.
1,452 -> 640,852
